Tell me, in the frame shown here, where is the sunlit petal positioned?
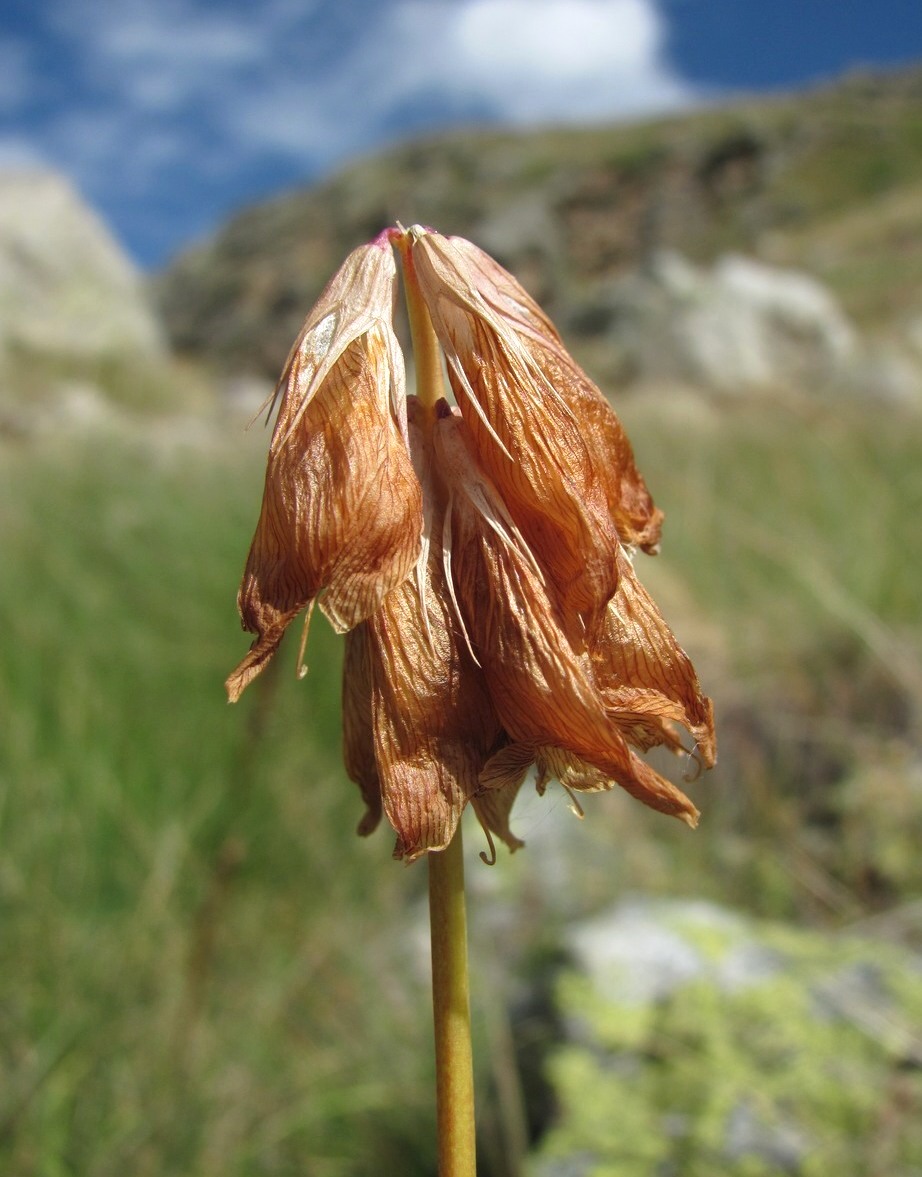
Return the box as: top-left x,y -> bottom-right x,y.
227,242 -> 422,702
594,550 -> 716,767
412,228 -> 621,622
366,417 -> 503,861
436,409 -> 699,825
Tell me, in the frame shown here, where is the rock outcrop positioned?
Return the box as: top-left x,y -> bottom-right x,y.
0,170 -> 177,435
583,251 -> 859,396
0,170 -> 165,370
532,897 -> 922,1176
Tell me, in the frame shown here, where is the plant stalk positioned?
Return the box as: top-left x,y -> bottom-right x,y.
429,827 -> 477,1177
395,225 -> 477,1175
394,227 -> 444,418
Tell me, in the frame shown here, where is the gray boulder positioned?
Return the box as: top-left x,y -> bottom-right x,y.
587,251 -> 861,397
0,170 -> 166,390
531,897 -> 922,1176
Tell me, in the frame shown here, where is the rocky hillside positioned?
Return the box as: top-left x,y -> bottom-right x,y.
157,65 -> 922,380
0,170 -> 173,429
0,171 -> 165,369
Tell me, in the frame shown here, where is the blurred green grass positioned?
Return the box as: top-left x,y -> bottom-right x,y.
1,390 -> 920,1174
0,435 -> 438,1176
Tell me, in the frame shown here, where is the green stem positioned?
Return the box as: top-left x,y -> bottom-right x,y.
394,227 -> 445,417
394,226 -> 476,1175
428,827 -> 477,1177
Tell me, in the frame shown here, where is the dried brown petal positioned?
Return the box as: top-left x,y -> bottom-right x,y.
481,741 -> 699,827
539,745 -> 699,826
366,415 -> 503,861
470,774 -> 525,857
446,235 -> 663,551
593,550 -> 716,768
226,242 -> 422,702
436,409 -> 698,825
442,236 -> 561,343
541,355 -> 663,552
411,228 -> 621,622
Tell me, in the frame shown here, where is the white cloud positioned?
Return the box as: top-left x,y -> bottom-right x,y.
223,0 -> 694,166
48,0 -> 267,112
8,0 -> 697,261
374,0 -> 690,120
40,0 -> 692,167
457,0 -> 659,75
447,0 -> 683,115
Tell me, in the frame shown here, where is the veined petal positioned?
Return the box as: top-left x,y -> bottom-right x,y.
411,228 -> 620,621
345,593 -> 521,857
435,410 -> 698,825
593,550 -> 717,768
445,235 -> 662,552
480,741 -> 698,826
538,746 -> 699,825
532,349 -> 663,552
366,419 -> 503,862
270,237 -> 408,442
471,776 -> 526,857
442,235 -> 561,344
226,242 -> 422,703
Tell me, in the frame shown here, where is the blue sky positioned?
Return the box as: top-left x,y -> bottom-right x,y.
3,0 -> 922,269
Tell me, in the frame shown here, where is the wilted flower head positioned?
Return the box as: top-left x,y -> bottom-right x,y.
227,225 -> 715,862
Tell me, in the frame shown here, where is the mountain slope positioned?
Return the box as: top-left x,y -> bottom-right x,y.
156,64 -> 922,378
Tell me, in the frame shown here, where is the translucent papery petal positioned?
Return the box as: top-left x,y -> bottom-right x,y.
367,425 -> 503,863
537,348 -> 663,552
536,746 -> 609,795
412,230 -> 620,622
446,235 -> 662,552
593,551 -> 717,768
481,741 -> 698,826
539,746 -> 699,826
270,239 -> 407,443
226,327 -> 422,702
436,411 -> 698,826
479,741 -> 534,791
342,623 -> 382,837
445,236 -> 561,344
471,778 -> 526,857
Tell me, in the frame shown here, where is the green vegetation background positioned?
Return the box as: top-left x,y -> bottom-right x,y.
2,389 -> 920,1174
